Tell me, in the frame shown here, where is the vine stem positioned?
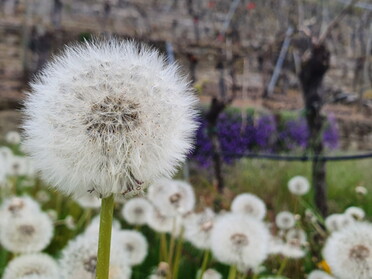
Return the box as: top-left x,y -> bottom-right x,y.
96,194 -> 115,279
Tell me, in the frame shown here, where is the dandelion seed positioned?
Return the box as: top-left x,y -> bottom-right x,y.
275,211 -> 295,230
121,197 -> 151,225
288,175 -> 310,196
210,213 -> 270,272
3,253 -> 59,279
231,193 -> 266,220
23,39 -> 198,198
323,222 -> 372,279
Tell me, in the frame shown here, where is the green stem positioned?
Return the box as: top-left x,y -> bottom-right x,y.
96,195 -> 115,279
197,250 -> 210,279
227,265 -> 237,279
167,217 -> 177,279
160,233 -> 168,261
76,208 -> 92,231
172,228 -> 185,279
277,257 -> 288,276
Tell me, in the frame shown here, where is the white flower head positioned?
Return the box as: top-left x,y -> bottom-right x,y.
146,206 -> 182,235
268,235 -> 285,255
280,243 -> 306,259
202,268 -> 222,279
5,131 -> 21,145
150,262 -> 169,279
355,186 -> 368,196
210,213 -> 270,272
345,206 -> 365,221
308,270 -> 334,279
231,193 -> 266,220
3,253 -> 59,279
23,39 -> 198,198
323,222 -> 372,279
148,178 -> 195,216
7,155 -> 28,176
114,230 -> 148,266
288,175 -> 310,196
275,211 -> 295,230
60,234 -> 132,279
0,196 -> 41,227
184,208 -> 215,250
0,146 -> 13,160
121,197 -> 151,225
286,228 -> 307,247
0,211 -> 54,253
75,195 -> 101,209
325,214 -> 354,232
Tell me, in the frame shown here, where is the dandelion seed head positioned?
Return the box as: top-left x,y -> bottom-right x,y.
121,197 -> 150,225
60,234 -> 132,279
275,211 -> 295,230
288,175 -> 310,196
210,213 -> 270,271
323,222 -> 372,279
345,206 -> 365,221
3,253 -> 59,279
202,268 -> 222,279
280,243 -> 306,259
184,208 -> 215,250
23,39 -> 198,198
308,270 -> 334,279
114,230 -> 148,266
325,214 -> 354,232
5,131 -> 21,145
146,206 -> 182,235
286,228 -> 307,247
231,193 -> 266,220
355,186 -> 368,196
0,211 -> 54,253
148,178 -> 195,216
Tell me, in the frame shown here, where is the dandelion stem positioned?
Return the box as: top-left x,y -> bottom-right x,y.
96,194 -> 115,279
172,228 -> 185,279
277,257 -> 288,276
227,265 -> 237,279
160,233 -> 168,261
197,249 -> 210,279
167,218 -> 177,279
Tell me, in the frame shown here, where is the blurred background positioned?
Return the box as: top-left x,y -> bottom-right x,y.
0,0 -> 371,211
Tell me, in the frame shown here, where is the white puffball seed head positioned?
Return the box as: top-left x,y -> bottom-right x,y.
23,39 -> 198,198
